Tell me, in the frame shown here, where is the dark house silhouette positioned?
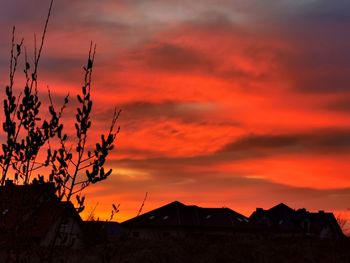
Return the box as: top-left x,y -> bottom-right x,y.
0,181 -> 83,248
83,221 -> 124,245
249,203 -> 343,238
250,203 -> 298,232
122,201 -> 250,238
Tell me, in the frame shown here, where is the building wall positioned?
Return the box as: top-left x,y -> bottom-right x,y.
41,217 -> 83,249
126,226 -> 254,240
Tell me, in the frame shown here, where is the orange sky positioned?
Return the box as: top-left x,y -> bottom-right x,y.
1,0 -> 350,228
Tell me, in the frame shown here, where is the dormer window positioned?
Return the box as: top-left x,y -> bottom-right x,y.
149,215 -> 155,220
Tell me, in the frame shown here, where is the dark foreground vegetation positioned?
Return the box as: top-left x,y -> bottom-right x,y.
1,236 -> 350,263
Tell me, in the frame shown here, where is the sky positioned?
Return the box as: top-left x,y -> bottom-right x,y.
1,0 -> 350,226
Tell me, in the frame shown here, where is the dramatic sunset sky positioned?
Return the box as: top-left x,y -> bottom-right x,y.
1,0 -> 350,224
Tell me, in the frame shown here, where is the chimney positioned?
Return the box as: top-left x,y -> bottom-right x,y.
256,208 -> 263,212
318,210 -> 324,214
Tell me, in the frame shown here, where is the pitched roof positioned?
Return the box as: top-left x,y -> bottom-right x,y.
0,183 -> 57,230
21,201 -> 82,239
122,201 -> 249,228
269,203 -> 295,216
250,203 -> 300,231
0,183 -> 82,244
307,211 -> 343,236
0,182 -> 57,207
249,203 -> 344,236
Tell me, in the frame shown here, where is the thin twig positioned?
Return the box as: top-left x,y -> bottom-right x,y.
137,192 -> 148,217
31,0 -> 54,85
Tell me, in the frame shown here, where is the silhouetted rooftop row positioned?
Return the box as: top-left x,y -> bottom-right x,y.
0,183 -> 345,247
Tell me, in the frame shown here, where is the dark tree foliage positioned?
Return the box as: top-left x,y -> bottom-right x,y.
0,0 -> 120,212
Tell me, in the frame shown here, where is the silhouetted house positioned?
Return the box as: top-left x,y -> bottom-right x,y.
250,203 -> 299,232
122,201 -> 249,238
249,203 -> 343,238
298,209 -> 343,239
0,182 -> 84,248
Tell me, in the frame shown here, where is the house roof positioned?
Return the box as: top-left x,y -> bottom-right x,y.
249,203 -> 344,236
122,201 -> 249,228
269,203 -> 295,216
0,183 -> 82,244
0,183 -> 57,230
307,212 -> 343,236
0,182 -> 58,206
250,203 -> 301,231
21,201 -> 82,239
